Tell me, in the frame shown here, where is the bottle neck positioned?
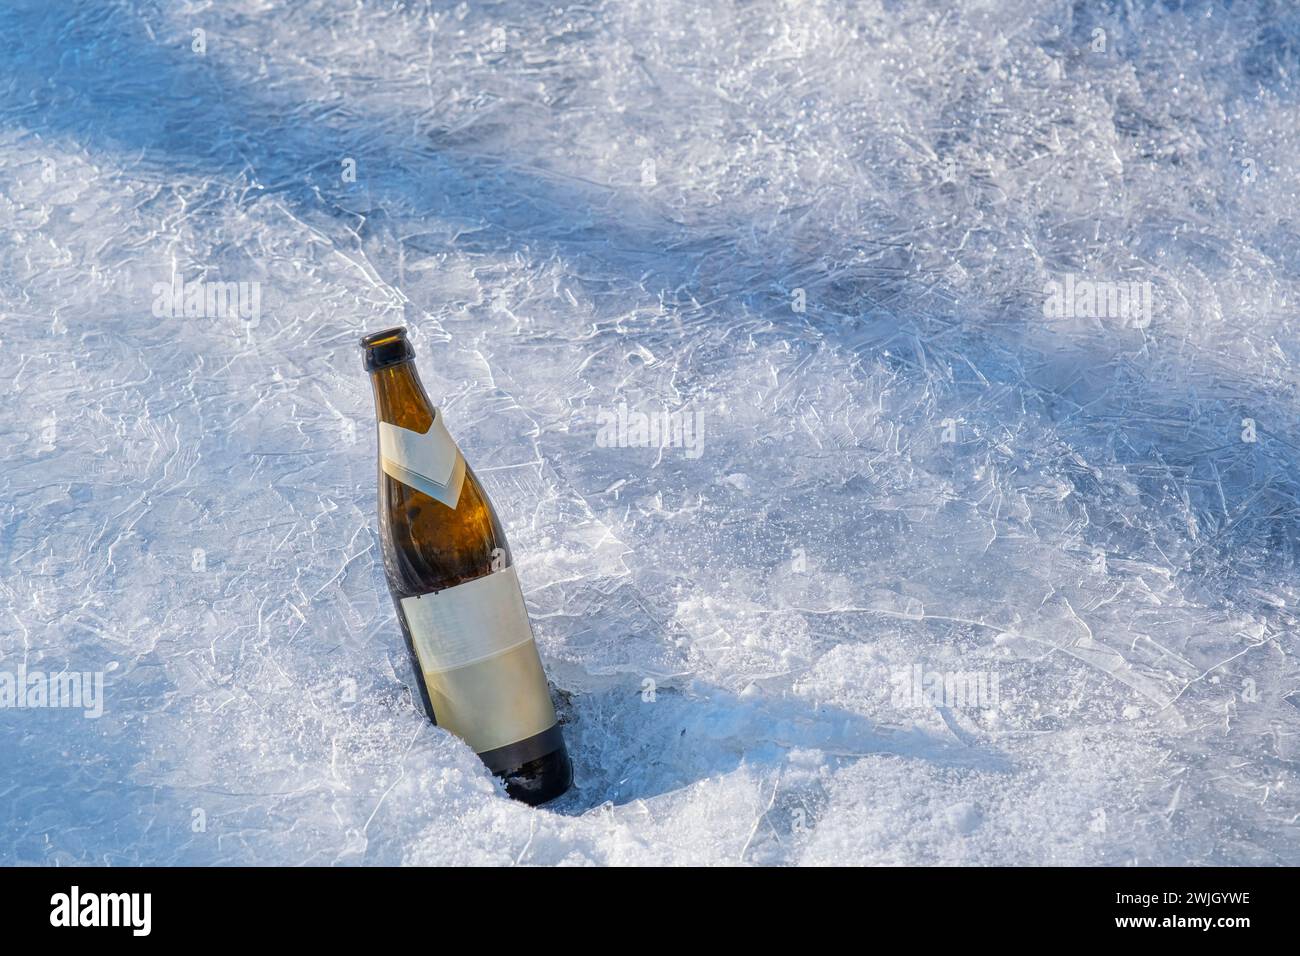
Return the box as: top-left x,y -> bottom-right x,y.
369,360 -> 435,432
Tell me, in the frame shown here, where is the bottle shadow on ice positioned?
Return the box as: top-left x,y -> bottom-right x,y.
543,677 -> 1010,815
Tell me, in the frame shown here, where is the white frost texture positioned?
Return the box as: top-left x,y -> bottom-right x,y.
2,0 -> 1299,866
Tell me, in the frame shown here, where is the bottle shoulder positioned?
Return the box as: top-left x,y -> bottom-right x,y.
378,463 -> 513,598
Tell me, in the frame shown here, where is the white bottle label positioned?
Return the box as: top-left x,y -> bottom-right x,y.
400,567 -> 557,755
379,412 -> 466,508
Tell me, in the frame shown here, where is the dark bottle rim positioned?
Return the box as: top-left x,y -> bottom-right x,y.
360,326 -> 415,371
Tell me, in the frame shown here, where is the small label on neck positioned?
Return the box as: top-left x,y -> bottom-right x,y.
378,411 -> 466,508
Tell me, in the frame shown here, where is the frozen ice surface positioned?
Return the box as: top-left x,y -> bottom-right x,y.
2,0 -> 1299,865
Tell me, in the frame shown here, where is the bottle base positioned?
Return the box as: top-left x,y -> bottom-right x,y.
499,746 -> 573,806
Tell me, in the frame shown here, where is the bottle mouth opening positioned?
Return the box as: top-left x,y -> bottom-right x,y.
360,326 -> 414,371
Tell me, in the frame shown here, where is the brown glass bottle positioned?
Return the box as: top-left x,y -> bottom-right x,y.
361,327 -> 572,805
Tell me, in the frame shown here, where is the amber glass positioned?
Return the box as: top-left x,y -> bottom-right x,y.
363,328 -> 572,805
